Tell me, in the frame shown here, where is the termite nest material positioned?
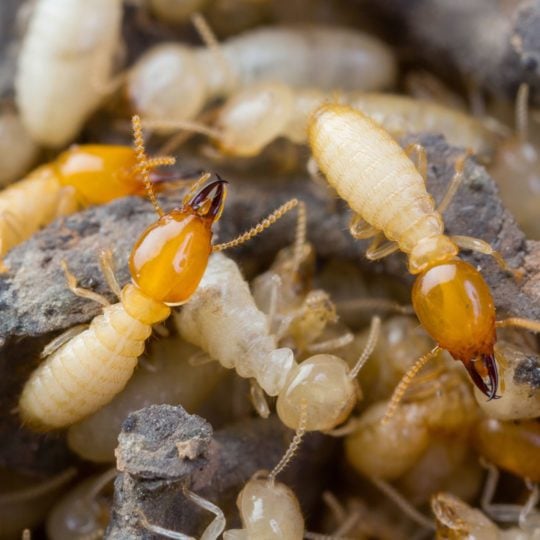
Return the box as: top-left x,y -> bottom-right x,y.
0,1 -> 540,539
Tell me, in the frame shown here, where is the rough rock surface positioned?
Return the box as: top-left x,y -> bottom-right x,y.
106,405 -> 332,538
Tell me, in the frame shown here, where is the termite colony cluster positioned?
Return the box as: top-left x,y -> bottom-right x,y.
1,0 -> 540,539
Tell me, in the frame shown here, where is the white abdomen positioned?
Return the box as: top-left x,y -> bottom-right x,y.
309,105 -> 444,253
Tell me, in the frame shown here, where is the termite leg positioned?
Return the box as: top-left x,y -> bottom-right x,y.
306,331 -> 355,354
496,317 -> 540,333
250,379 -> 270,418
437,152 -> 470,215
369,477 -> 435,531
349,214 -> 379,240
324,416 -> 361,437
349,315 -> 381,379
451,235 -> 521,279
515,83 -> 530,143
56,186 -> 79,217
183,486 -> 226,540
213,198 -> 300,252
40,324 -> 88,358
98,249 -> 122,299
403,143 -> 427,181
61,260 -> 110,307
365,233 -> 399,260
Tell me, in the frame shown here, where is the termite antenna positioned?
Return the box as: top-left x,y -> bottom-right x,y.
191,12 -> 237,90
268,400 -> 307,484
213,198 -> 301,252
131,114 -> 165,217
291,200 -> 307,275
381,345 -> 441,424
349,315 -> 381,379
516,83 -> 529,143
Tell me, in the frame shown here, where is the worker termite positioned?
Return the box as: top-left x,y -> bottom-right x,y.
67,336 -> 225,463
0,143 -> 174,265
176,249 -> 380,431
473,418 -> 540,484
126,24 -> 396,127
308,103 -> 540,411
431,492 -> 540,540
345,364 -> 479,482
18,115 -> 300,430
15,0 -> 123,146
0,108 -> 39,186
140,407 -> 308,539
171,81 -> 499,159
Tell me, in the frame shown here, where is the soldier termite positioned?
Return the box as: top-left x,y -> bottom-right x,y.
307,103 -> 540,416
18,115 -> 300,430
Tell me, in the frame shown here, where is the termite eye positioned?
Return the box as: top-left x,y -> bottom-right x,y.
55,145 -> 139,204
412,259 -> 496,367
188,178 -> 228,221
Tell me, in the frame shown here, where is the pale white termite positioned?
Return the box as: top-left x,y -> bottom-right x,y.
15,0 -> 123,146
141,402 -> 308,540
127,24 -> 396,126
308,102 -> 540,410
176,82 -> 500,159
432,492 -> 540,540
66,336 -> 225,463
176,251 -> 381,431
0,109 -> 39,186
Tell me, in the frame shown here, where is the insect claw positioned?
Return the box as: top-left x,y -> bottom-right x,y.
484,353 -> 501,401
189,176 -> 228,220
464,355 -> 500,400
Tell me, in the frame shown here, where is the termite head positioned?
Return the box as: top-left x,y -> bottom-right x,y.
408,235 -> 458,274
215,82 -> 293,157
412,259 -> 499,399
129,178 -> 228,306
55,145 -> 141,204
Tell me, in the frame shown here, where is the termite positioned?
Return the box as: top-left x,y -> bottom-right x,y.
176,250 -> 381,431
308,103 -> 540,415
15,0 -> 122,146
473,418 -> 540,484
0,144 -> 174,266
153,82 -> 500,159
18,115 -> 300,430
0,108 -> 39,186
140,406 -> 308,539
127,24 -> 396,126
432,492 -> 540,540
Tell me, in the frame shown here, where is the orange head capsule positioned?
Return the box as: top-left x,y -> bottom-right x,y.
129,178 -> 227,306
412,259 -> 499,399
54,145 -> 143,205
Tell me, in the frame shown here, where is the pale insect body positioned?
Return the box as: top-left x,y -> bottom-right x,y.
0,110 -> 39,186
0,165 -> 78,264
0,143 -> 172,266
308,103 -> 540,407
15,0 -> 122,146
19,116 -> 303,431
176,252 -> 370,431
211,82 -> 499,158
127,25 -> 396,126
432,493 -> 540,540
